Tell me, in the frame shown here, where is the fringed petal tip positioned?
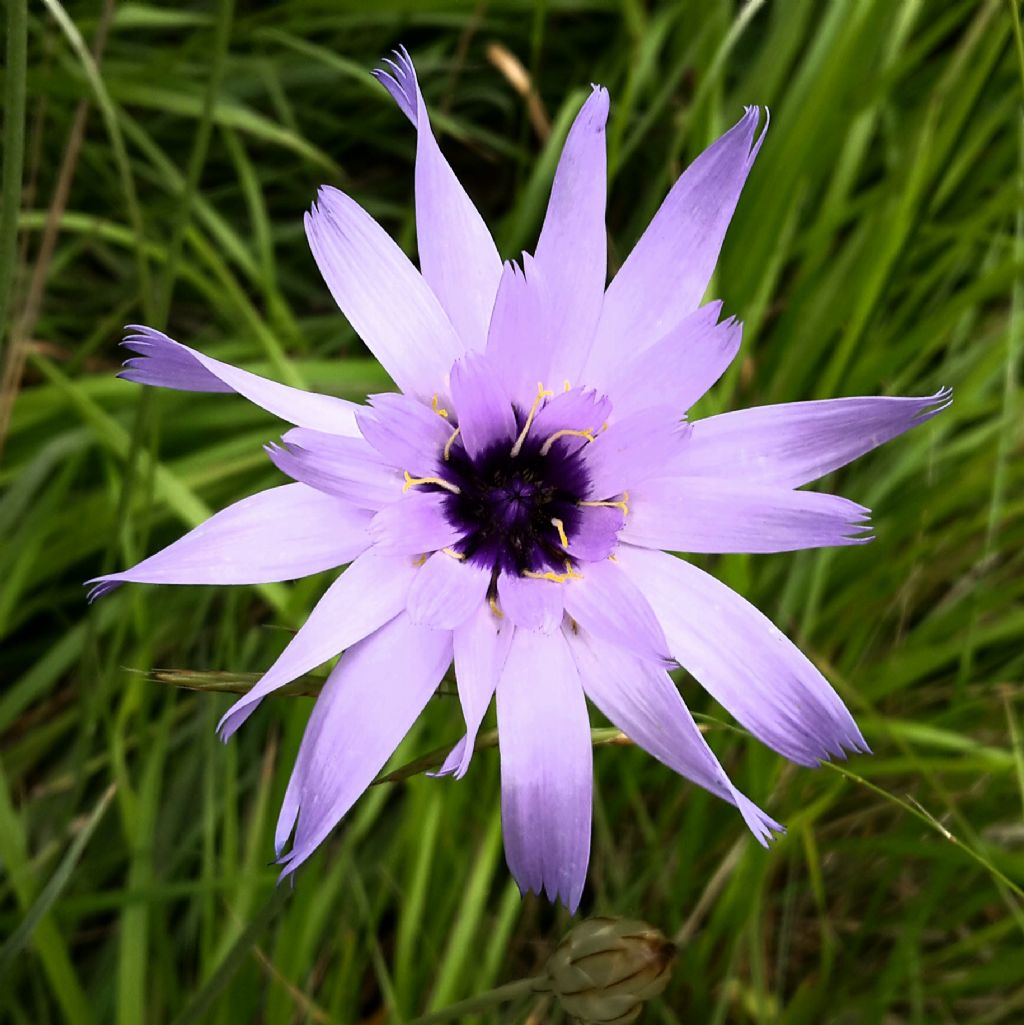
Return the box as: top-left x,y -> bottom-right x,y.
116,325 -> 232,393
84,578 -> 120,603
515,880 -> 584,915
741,104 -> 770,158
918,385 -> 954,420
734,794 -> 786,848
802,726 -> 872,768
215,711 -> 244,744
372,44 -> 418,124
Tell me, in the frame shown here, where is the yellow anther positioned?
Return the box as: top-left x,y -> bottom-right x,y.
540,427 -> 597,456
524,568 -> 570,583
510,381 -> 554,458
488,595 -> 504,619
580,491 -> 630,516
551,518 -> 569,548
431,394 -> 449,418
441,546 -> 465,561
443,425 -> 461,461
412,553 -> 429,567
403,470 -> 462,495
523,560 -> 583,584
563,380 -> 571,392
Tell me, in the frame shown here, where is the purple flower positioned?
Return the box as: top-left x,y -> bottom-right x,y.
91,48 -> 950,911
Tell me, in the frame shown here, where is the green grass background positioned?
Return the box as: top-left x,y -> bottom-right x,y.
2,0 -> 1023,1021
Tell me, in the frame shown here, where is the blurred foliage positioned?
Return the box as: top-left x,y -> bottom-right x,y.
1,0 -> 1023,1022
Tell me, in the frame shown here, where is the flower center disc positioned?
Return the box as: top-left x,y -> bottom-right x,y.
439,414 -> 590,575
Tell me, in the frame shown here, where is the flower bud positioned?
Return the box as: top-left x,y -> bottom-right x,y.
543,916 -> 676,1025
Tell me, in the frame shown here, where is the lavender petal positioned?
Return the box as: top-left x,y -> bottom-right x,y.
675,389 -> 953,487
305,186 -> 463,398
568,626 -> 782,844
218,548 -> 417,738
616,544 -> 868,766
497,628 -> 592,912
584,107 -> 766,384
623,478 -> 873,553
372,47 -> 502,350
120,326 -> 360,434
534,86 -> 609,385
87,483 -> 370,600
407,551 -> 491,629
277,613 -> 453,874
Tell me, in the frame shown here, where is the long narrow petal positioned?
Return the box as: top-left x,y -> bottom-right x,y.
533,86 -> 609,384
622,478 -> 872,553
369,491 -> 462,555
616,545 -> 867,766
407,551 -> 491,629
606,306 -> 740,417
568,628 -> 781,843
87,484 -> 370,600
485,257 -> 554,404
277,614 -> 453,874
437,605 -> 513,778
582,407 -> 691,499
305,186 -> 463,397
218,549 -> 417,738
674,390 -> 953,487
373,48 -> 502,351
584,108 -> 765,384
121,326 -> 360,435
497,572 -> 565,633
562,557 -> 670,665
268,428 -> 401,510
497,628 -> 592,911
448,351 -> 517,458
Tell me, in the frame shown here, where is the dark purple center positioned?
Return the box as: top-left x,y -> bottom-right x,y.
435,412 -> 590,576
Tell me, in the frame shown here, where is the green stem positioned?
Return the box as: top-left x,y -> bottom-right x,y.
0,0 -> 27,350
406,976 -> 548,1025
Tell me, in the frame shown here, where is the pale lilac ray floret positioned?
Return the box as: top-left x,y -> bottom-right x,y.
90,46 -> 951,912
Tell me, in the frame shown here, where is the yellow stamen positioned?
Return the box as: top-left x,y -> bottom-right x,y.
580,491 -> 629,516
540,427 -> 597,456
488,596 -> 504,619
431,394 -> 449,418
403,470 -> 461,495
441,547 -> 465,561
563,380 -> 571,392
551,517 -> 569,549
412,553 -> 429,567
510,382 -> 554,458
523,560 -> 583,584
443,425 -> 461,461
524,569 -> 570,583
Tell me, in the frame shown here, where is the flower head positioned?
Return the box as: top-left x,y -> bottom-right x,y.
543,916 -> 676,1025
91,47 -> 950,910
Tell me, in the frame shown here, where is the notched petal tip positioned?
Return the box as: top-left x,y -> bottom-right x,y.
372,44 -> 418,124
916,386 -> 954,421
84,578 -> 120,603
578,82 -> 610,128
